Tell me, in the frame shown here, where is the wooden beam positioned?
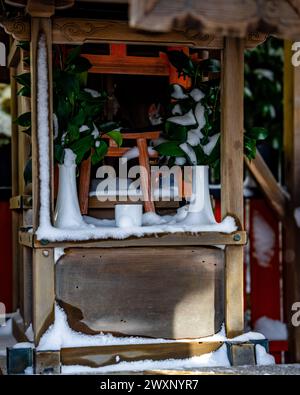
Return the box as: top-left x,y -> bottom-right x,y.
32,248 -> 55,345
245,151 -> 287,219
1,16 -> 266,48
52,17 -> 224,47
61,342 -> 223,368
282,40 -> 300,362
221,38 -> 244,338
18,230 -> 247,249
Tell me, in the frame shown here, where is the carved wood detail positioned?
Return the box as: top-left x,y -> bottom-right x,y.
0,16 -> 267,48
0,16 -> 30,41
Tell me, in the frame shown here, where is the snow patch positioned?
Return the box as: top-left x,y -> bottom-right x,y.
168,109 -> 196,126
252,211 -> 275,268
62,344 -> 230,373
255,344 -> 275,365
254,316 -> 288,340
189,88 -> 205,103
171,84 -> 188,100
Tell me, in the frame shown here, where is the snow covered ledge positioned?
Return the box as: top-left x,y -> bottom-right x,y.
34,34 -> 238,243
33,304 -> 275,373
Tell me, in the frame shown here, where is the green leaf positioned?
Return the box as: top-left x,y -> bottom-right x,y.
54,144 -> 65,164
200,58 -> 221,73
70,135 -> 93,165
165,121 -> 187,143
244,136 -> 257,160
155,142 -> 185,157
167,50 -> 195,78
15,72 -> 31,87
92,140 -> 108,165
16,41 -> 30,51
65,46 -> 81,66
98,121 -> 119,133
71,56 -> 92,73
17,85 -> 31,97
67,122 -> 80,142
23,56 -> 30,67
246,127 -> 268,140
14,112 -> 31,127
106,130 -> 123,147
72,109 -> 86,127
23,158 -> 32,185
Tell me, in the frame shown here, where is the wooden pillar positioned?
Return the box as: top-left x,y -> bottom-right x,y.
221,38 -> 245,338
283,40 -> 300,362
29,11 -> 55,344
32,248 -> 55,345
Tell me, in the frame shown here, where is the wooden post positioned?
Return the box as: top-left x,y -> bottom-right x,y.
32,248 -> 55,345
283,40 -> 300,362
29,11 -> 55,344
221,38 -> 245,338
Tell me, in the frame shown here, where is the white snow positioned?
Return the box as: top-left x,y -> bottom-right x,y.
54,247 -> 65,264
62,344 -> 230,373
142,212 -> 168,225
171,84 -> 188,100
179,142 -> 197,165
194,103 -> 206,130
255,344 -> 275,365
175,157 -> 186,165
171,103 -> 182,115
122,146 -> 156,161
36,213 -> 237,242
189,88 -> 205,103
254,69 -> 274,81
202,133 -> 220,156
254,316 -> 288,340
252,211 -> 275,268
36,34 -> 52,237
61,343 -> 275,373
38,304 -> 266,352
91,123 -> 99,139
53,113 -> 59,139
84,88 -> 101,98
25,324 -> 34,342
79,125 -> 89,133
168,109 -> 196,126
187,128 -> 204,146
13,342 -> 34,349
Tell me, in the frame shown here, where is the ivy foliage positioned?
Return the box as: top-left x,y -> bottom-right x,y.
14,44 -> 122,166
155,49 -> 269,169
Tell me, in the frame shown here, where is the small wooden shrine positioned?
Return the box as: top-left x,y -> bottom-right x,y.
1,0 -> 300,372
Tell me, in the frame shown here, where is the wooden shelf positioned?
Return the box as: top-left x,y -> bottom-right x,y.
19,229 -> 247,249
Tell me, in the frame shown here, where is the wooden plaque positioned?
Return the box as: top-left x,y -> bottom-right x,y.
56,246 -> 224,339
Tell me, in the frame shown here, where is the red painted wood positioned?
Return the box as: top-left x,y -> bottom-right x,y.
269,341 -> 289,364
0,201 -> 12,313
249,198 -> 281,324
249,198 -> 287,362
